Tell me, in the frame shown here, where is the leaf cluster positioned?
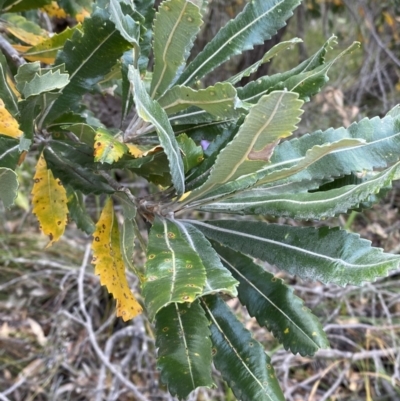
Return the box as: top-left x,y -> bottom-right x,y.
0,0 -> 400,400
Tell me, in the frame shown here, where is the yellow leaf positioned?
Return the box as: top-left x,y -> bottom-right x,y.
126,144 -> 145,158
94,128 -> 128,164
12,44 -> 31,52
75,9 -> 91,23
41,2 -> 67,18
31,153 -> 68,247
0,99 -> 22,138
92,199 -> 142,321
178,191 -> 192,202
383,11 -> 395,28
41,1 -> 90,22
5,26 -> 47,46
126,143 -> 163,158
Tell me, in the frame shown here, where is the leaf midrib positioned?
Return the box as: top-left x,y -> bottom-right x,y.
151,1 -> 189,99
202,299 -> 273,400
218,253 -> 320,349
180,0 -> 286,86
188,220 -> 397,269
207,163 -> 399,210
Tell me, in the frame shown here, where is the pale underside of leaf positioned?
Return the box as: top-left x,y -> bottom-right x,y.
129,66 -> 185,195
185,138 -> 365,210
201,161 -> 400,219
181,91 -> 303,204
158,82 -> 240,118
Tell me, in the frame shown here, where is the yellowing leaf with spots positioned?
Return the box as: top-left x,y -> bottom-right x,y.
92,198 -> 142,321
19,26 -> 79,64
41,1 -> 68,18
41,1 -> 90,22
0,99 -> 22,138
94,128 -> 128,164
31,153 -> 68,247
142,216 -> 206,321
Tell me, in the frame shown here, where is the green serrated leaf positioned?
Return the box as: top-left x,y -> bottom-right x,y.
176,133 -> 203,173
238,35 -> 337,103
143,217 -> 206,320
158,82 -> 241,118
202,295 -> 284,401
270,42 -> 360,103
191,220 -> 400,286
129,66 -> 185,195
174,221 -> 238,297
150,0 -> 203,98
108,0 -> 140,44
22,69 -> 70,99
66,187 -> 95,234
192,138 -> 365,207
44,8 -> 131,123
15,62 -> 41,93
0,135 -> 20,169
156,300 -> 213,398
259,114 -> 400,187
182,91 -> 303,203
0,167 -> 18,208
213,243 -> 329,356
177,0 -> 301,86
0,51 -> 18,116
202,161 -> 400,219
228,38 -> 302,85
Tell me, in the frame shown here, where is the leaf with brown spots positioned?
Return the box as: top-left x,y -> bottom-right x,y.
93,127 -> 128,164
0,99 -> 22,138
41,0 -> 91,22
91,198 -> 142,321
31,153 -> 68,247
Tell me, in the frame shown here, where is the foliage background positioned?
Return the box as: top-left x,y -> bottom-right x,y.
1,0 -> 400,400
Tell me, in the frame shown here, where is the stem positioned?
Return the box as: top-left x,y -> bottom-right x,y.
0,34 -> 26,67
344,210 -> 358,231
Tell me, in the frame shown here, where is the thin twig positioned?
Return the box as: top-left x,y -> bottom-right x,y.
0,34 -> 26,67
